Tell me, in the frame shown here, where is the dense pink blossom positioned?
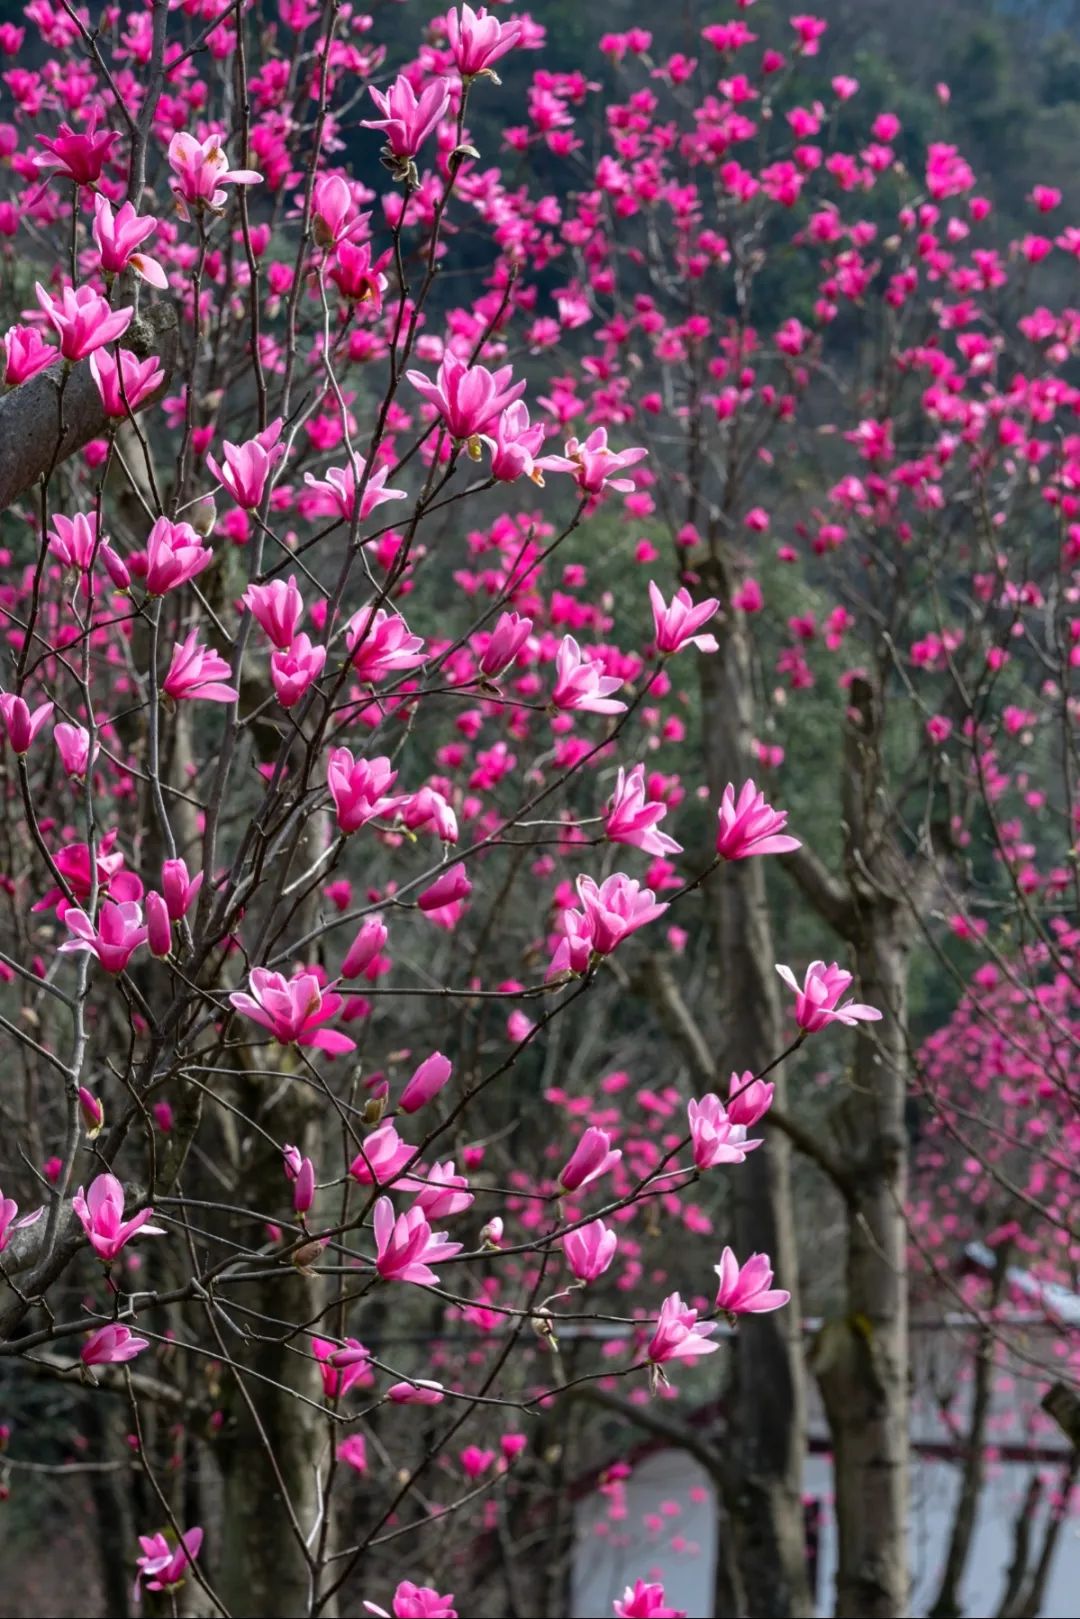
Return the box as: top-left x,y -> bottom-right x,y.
167,131 -> 262,220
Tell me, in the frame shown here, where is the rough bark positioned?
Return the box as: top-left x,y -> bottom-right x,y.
698,600 -> 812,1619
0,301 -> 178,511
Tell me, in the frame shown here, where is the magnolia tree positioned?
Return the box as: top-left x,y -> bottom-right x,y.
0,3 -> 1077,1618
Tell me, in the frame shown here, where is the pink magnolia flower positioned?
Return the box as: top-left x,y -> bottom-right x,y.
386,1380 -> 445,1405
167,131 -> 262,220
208,419 -> 284,510
338,1434 -> 368,1473
34,283 -> 132,363
312,174 -> 365,248
327,749 -> 401,834
0,693 -> 54,755
604,764 -> 682,857
329,239 -> 388,307
59,900 -> 148,974
79,1087 -> 105,1137
775,960 -> 882,1032
725,1070 -> 775,1128
0,1190 -> 43,1253
92,195 -> 167,288
53,721 -> 96,779
399,1052 -> 452,1114
563,1218 -> 617,1282
396,787 -> 459,843
360,74 -> 451,164
363,1582 -> 457,1619
135,1528 -> 203,1596
446,4 -> 522,80
292,1156 -> 316,1215
271,635 -> 326,707
714,1246 -> 791,1314
347,605 -> 426,682
161,858 -> 203,921
242,574 -> 303,648
48,512 -> 98,571
649,582 -> 720,655
302,454 -> 407,522
552,636 -> 627,714
479,401 -> 555,483
3,325 -> 55,386
340,916 -> 388,980
348,1123 -> 415,1187
163,631 -> 238,704
409,1160 -> 473,1221
687,1094 -> 763,1170
81,1323 -> 150,1368
417,864 -> 471,912
372,1195 -> 463,1286
311,1337 -> 372,1398
715,781 -> 802,860
73,1173 -> 165,1262
614,1580 -> 686,1619
548,427 -> 648,494
36,117 -> 119,185
558,1127 -> 621,1193
142,518 -> 213,596
477,611 -> 533,679
576,873 -> 668,957
407,352 -> 525,443
647,1292 -> 719,1368
230,968 -> 356,1053
146,891 -> 171,957
89,348 -> 164,417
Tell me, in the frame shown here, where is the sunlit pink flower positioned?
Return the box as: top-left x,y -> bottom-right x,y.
92,195 -> 167,288
135,1528 -> 203,1596
89,348 -> 164,417
563,1218 -> 617,1282
725,1070 -> 774,1128
409,1160 -> 473,1220
302,454 -> 407,522
399,1052 -> 452,1113
347,605 -> 426,682
648,581 -> 720,655
81,1323 -> 150,1368
34,283 -> 132,364
715,781 -> 801,860
604,764 -> 682,857
162,631 -> 238,704
0,693 -> 54,755
142,518 -> 213,596
417,864 -> 471,912
360,74 -> 451,163
688,1094 -> 763,1170
349,1123 -> 415,1187
73,1173 -> 165,1262
547,427 -> 648,494
3,325 -> 55,387
167,131 -> 262,220
446,5 -> 522,80
775,960 -> 882,1032
36,116 -> 119,185
477,611 -> 533,679
271,632 -> 326,706
242,574 -> 302,648
59,900 -> 148,973
208,419 -> 284,510
479,401 -> 554,482
647,1292 -> 719,1367
558,1126 -> 621,1193
552,635 -> 627,714
327,749 -> 402,834
47,512 -> 98,570
714,1246 -> 791,1314
576,873 -> 668,957
229,968 -> 356,1053
373,1195 -> 463,1286
407,352 -> 525,443
329,239 -> 388,307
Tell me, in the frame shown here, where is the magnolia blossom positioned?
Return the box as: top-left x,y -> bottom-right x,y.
327,749 -> 402,834
725,1070 -> 775,1128
714,1246 -> 791,1315
396,787 -> 459,843
386,1380 -> 445,1405
563,1218 -> 618,1282
3,325 -> 55,387
446,5 -> 522,80
167,131 -> 262,219
715,781 -> 802,860
36,116 -> 119,184
271,635 -> 326,707
373,1196 -> 463,1285
242,574 -> 303,648
558,1126 -> 621,1193
613,1580 -> 686,1619
92,195 -> 167,287
0,693 -> 54,755
48,512 -> 98,571
161,858 -> 202,921
476,611 -> 533,679
73,1173 -> 165,1262
363,1582 -> 458,1619
341,916 -> 388,980
479,401 -> 556,482
776,960 -> 882,1032
398,1052 -> 452,1113
230,968 -> 356,1054
551,635 -> 627,714
311,1337 -> 372,1399
649,581 -> 720,655
34,283 -> 132,364
547,427 -> 648,494
360,74 -> 451,168
408,1160 -> 473,1221
550,873 -> 668,978
407,352 -> 525,443
142,518 -> 213,596
347,605 -> 426,682
647,1292 -> 720,1372
687,1094 -> 763,1170
302,454 -> 407,522
604,764 -> 682,856
54,721 -> 96,779
81,1323 -> 150,1368
417,863 -> 471,913
59,900 -> 147,974
348,1123 -> 416,1187
135,1528 -> 203,1596
0,1189 -> 43,1253
162,631 -> 238,704
207,419 -> 284,510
